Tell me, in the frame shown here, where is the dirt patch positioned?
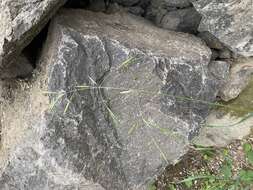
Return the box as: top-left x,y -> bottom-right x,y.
156,131 -> 253,190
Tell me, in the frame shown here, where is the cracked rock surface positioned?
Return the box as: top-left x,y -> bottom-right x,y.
0,0 -> 66,68
193,0 -> 253,57
0,10 -> 224,190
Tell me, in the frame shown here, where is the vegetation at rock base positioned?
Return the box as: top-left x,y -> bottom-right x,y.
154,134 -> 253,190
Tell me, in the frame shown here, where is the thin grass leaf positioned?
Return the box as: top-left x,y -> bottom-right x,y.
193,147 -> 216,151
207,112 -> 253,128
176,175 -> 216,184
151,137 -> 169,164
88,76 -> 97,85
64,100 -> 71,114
105,106 -> 120,127
118,57 -> 135,70
142,118 -> 152,129
128,123 -> 139,135
191,144 -> 216,152
42,91 -> 62,95
48,84 -> 252,116
63,93 -> 75,114
72,85 -> 251,113
120,90 -> 134,94
49,93 -> 65,110
142,118 -> 183,139
75,85 -> 90,89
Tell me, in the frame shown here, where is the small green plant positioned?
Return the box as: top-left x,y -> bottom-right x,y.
193,145 -> 216,160
243,143 -> 253,166
148,182 -> 156,190
173,143 -> 253,190
118,56 -> 136,70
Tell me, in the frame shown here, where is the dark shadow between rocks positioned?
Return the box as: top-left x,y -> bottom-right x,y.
22,23 -> 50,69
0,23 -> 50,80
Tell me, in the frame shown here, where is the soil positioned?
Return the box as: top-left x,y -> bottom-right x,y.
156,131 -> 253,190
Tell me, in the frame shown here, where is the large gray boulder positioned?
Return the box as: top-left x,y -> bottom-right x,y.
0,10 -> 221,190
193,0 -> 253,57
0,0 -> 66,69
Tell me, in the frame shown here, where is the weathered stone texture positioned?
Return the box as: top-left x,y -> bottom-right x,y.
0,9 -> 224,190
219,58 -> 253,101
193,0 -> 253,57
0,0 -> 66,68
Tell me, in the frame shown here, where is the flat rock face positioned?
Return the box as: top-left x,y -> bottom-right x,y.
0,10 -> 220,190
193,0 -> 253,57
0,0 -> 66,68
194,111 -> 253,147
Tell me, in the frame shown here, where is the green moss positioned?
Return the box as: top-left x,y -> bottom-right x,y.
219,76 -> 253,117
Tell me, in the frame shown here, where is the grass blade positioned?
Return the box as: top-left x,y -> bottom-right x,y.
49,93 -> 65,110
176,175 -> 216,184
42,91 -> 61,95
151,137 -> 169,164
63,93 -> 75,114
105,105 -> 120,127
120,90 -> 134,94
128,123 -> 139,135
207,112 -> 253,128
75,85 -> 90,89
118,57 -> 135,70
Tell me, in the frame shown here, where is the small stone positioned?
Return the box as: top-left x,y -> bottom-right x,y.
208,60 -> 230,81
197,32 -> 224,50
159,7 -> 201,33
127,6 -> 145,16
219,58 -> 253,101
210,49 -> 219,60
218,49 -> 232,59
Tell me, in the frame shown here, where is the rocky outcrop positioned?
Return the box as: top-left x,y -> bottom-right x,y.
0,10 -> 224,190
193,0 -> 253,57
0,0 -> 66,69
